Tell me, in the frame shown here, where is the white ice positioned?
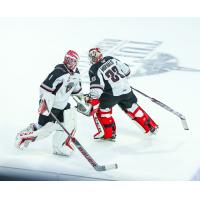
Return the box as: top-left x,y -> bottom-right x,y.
0,18 -> 200,180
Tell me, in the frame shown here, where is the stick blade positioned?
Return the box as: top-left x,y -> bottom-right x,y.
181,117 -> 189,130
95,163 -> 118,171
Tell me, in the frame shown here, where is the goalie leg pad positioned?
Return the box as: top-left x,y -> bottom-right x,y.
35,122 -> 58,140
93,108 -> 116,139
125,103 -> 158,134
15,122 -> 57,150
52,129 -> 75,156
52,108 -> 77,156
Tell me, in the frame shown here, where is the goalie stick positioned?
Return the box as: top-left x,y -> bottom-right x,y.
131,86 -> 189,130
45,101 -> 118,171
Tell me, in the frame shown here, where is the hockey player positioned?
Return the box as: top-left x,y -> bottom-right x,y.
15,50 -> 82,156
84,48 -> 158,140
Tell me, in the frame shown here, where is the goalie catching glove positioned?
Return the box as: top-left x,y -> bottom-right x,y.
72,94 -> 99,116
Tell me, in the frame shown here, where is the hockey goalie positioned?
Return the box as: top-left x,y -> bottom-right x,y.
15,50 -> 82,156
74,48 -> 158,140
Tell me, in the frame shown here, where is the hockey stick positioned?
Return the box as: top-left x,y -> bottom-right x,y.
45,101 -> 118,171
131,86 -> 189,130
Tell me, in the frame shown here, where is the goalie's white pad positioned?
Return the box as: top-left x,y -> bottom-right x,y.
52,130 -> 76,156
15,123 -> 37,150
52,108 -> 77,156
15,122 -> 58,150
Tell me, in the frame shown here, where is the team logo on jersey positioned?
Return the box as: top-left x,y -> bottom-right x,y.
66,82 -> 74,92
91,76 -> 96,82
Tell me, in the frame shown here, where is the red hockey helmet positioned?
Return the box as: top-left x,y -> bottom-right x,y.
88,48 -> 103,65
64,50 -> 79,71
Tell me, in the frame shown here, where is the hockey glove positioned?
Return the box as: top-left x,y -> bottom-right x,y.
38,92 -> 55,116
72,94 -> 92,116
38,99 -> 48,114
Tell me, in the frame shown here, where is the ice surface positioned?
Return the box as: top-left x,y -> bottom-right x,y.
0,18 -> 200,180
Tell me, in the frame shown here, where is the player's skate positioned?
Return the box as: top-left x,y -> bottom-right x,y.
15,123 -> 38,150
147,120 -> 159,135
94,131 -> 116,141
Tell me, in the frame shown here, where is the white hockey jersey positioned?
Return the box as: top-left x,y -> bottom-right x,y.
40,64 -> 82,112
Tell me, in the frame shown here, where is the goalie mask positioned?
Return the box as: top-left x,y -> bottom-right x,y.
88,48 -> 103,65
64,50 -> 79,72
